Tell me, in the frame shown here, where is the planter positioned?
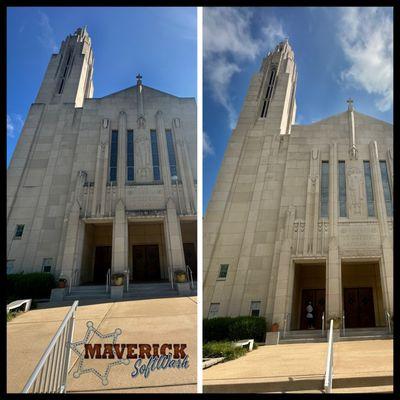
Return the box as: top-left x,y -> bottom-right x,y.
58,279 -> 67,289
271,323 -> 279,332
332,319 -> 341,329
111,273 -> 125,286
175,271 -> 187,283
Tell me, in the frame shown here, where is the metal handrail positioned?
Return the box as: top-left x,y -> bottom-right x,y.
125,270 -> 129,293
186,265 -> 194,289
321,312 -> 325,338
68,269 -> 79,295
282,313 -> 289,338
342,312 -> 346,337
386,310 -> 392,334
169,267 -> 174,290
324,319 -> 334,393
105,268 -> 111,293
22,300 -> 79,393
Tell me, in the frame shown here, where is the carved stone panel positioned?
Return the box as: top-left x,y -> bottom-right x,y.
338,222 -> 380,250
134,130 -> 152,182
346,166 -> 364,218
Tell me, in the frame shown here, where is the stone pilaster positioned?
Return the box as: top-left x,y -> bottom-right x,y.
117,111 -> 127,199
164,198 -> 185,276
60,200 -> 84,282
112,199 -> 128,273
369,141 -> 392,313
172,118 -> 192,214
327,142 -> 341,320
156,111 -> 172,197
271,205 -> 295,327
100,119 -> 110,216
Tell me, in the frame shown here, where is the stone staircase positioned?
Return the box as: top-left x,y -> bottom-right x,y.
279,329 -> 327,344
340,327 -> 392,341
279,327 -> 392,344
63,281 -> 197,302
64,285 -> 109,300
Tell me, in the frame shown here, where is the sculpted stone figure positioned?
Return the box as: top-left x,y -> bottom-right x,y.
347,167 -> 363,216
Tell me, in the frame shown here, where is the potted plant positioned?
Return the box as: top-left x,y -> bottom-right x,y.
58,276 -> 67,289
271,322 -> 279,332
111,273 -> 125,286
175,270 -> 187,283
328,314 -> 341,329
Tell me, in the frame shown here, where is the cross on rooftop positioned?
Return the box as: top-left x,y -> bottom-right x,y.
136,73 -> 142,84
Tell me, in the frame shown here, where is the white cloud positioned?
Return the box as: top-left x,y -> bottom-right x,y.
204,8 -> 286,128
7,115 -> 15,138
338,7 -> 393,112
37,10 -> 58,52
203,131 -> 215,157
7,114 -> 24,139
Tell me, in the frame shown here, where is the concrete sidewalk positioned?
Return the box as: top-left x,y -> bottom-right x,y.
203,339 -> 393,393
7,296 -> 197,393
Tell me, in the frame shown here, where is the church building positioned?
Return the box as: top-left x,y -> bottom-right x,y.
203,40 -> 392,334
7,27 -> 197,291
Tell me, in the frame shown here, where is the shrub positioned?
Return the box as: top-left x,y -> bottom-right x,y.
203,341 -> 247,361
203,316 -> 267,343
7,272 -> 57,302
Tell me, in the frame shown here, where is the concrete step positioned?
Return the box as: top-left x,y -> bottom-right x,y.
284,329 -> 324,337
280,337 -> 327,344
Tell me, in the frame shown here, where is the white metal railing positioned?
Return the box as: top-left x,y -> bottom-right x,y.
68,269 -> 79,295
22,300 -> 79,393
342,312 -> 346,336
125,270 -> 129,293
186,265 -> 194,290
282,313 -> 289,338
324,319 -> 334,393
321,312 -> 325,338
105,268 -> 111,293
169,267 -> 175,289
386,310 -> 392,334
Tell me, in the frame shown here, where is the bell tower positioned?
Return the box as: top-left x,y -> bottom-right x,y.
35,26 -> 94,107
256,39 -> 297,135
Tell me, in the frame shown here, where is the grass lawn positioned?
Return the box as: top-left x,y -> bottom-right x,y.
203,341 -> 257,362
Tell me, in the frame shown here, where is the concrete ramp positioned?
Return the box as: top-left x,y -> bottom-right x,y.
203,339 -> 393,393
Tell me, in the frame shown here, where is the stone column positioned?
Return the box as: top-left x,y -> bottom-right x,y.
172,118 -> 192,214
271,205 -> 295,328
327,142 -> 341,320
99,118 -> 110,217
180,127 -> 197,213
156,111 -> 172,197
112,199 -> 128,273
369,141 -> 392,313
117,111 -> 127,199
164,198 -> 186,276
60,200 -> 84,283
91,143 -> 103,216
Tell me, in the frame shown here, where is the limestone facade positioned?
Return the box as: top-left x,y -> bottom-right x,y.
7,27 -> 197,286
203,40 -> 392,331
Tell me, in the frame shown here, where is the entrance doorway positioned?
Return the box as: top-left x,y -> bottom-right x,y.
341,262 -> 384,327
291,262 -> 326,330
300,289 -> 325,329
132,245 -> 161,281
343,287 -> 375,328
93,246 -> 112,284
183,243 -> 197,279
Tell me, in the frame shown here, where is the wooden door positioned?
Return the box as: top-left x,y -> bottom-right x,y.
93,246 -> 112,284
183,243 -> 197,279
300,289 -> 325,329
132,245 -> 160,281
344,287 -> 375,328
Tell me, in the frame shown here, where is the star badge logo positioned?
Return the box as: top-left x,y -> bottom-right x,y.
68,321 -> 130,385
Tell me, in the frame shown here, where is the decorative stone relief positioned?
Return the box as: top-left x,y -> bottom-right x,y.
347,167 -> 364,217
173,118 -> 181,128
137,116 -> 146,129
102,118 -> 109,128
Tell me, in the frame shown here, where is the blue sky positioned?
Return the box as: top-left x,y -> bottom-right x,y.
203,7 -> 393,211
7,7 -> 197,166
